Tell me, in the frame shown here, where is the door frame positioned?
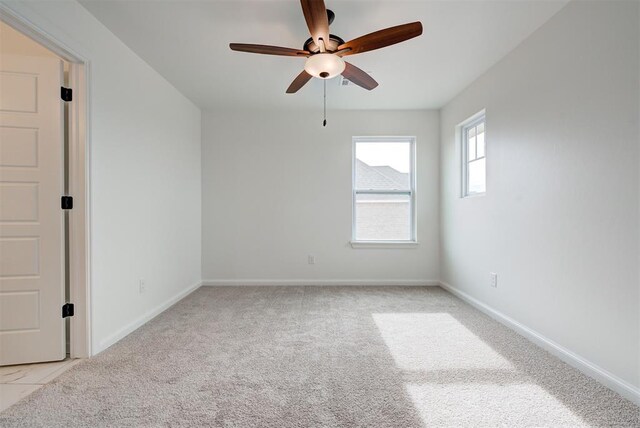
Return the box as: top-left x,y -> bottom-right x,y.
1,5 -> 91,358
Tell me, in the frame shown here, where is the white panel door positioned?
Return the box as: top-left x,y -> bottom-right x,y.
0,54 -> 65,365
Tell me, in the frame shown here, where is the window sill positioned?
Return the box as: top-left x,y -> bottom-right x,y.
462,192 -> 485,199
350,241 -> 419,249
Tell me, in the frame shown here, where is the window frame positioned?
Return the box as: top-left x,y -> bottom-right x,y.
460,111 -> 486,198
351,136 -> 417,247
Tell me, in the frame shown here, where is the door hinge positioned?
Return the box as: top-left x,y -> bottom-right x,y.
61,86 -> 73,102
62,303 -> 74,318
61,196 -> 73,210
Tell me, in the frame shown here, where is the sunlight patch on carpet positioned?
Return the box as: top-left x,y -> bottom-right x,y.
372,313 -> 513,371
406,383 -> 585,426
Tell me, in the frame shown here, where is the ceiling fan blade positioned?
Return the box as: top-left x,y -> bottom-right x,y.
300,0 -> 330,51
229,43 -> 309,57
337,22 -> 423,57
286,70 -> 313,93
342,62 -> 378,91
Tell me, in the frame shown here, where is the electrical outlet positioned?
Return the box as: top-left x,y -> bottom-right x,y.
139,279 -> 146,293
308,255 -> 315,265
489,272 -> 498,288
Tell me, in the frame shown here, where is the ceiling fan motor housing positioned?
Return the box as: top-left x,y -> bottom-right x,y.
303,9 -> 340,53
303,34 -> 345,53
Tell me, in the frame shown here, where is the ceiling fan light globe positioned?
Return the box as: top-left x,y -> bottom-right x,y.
304,53 -> 345,79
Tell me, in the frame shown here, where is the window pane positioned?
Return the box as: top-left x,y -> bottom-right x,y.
356,142 -> 411,191
477,122 -> 485,134
476,127 -> 485,158
467,129 -> 476,160
355,193 -> 411,241
468,158 -> 486,194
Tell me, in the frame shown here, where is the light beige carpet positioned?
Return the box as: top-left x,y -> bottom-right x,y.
0,286 -> 638,427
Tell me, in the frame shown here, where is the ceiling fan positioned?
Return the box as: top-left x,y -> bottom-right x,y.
229,0 -> 423,93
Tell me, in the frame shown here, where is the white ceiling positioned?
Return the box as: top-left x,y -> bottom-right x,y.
80,0 -> 568,111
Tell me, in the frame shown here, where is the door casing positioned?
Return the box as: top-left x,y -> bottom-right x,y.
1,5 -> 91,358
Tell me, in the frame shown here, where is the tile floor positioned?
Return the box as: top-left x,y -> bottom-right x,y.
0,358 -> 81,412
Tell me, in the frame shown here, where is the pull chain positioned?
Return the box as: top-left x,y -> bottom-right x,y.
323,79 -> 327,127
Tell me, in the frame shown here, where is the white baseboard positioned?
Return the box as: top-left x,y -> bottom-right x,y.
439,281 -> 640,406
95,280 -> 202,354
202,279 -> 439,287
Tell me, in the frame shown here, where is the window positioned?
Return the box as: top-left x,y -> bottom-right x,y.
352,137 -> 416,244
461,112 -> 486,196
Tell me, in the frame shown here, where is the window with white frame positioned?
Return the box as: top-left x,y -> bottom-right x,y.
461,113 -> 486,196
352,137 -> 416,242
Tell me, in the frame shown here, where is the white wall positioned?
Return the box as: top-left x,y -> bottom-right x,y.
1,1 -> 202,353
440,0 -> 639,395
202,110 -> 439,285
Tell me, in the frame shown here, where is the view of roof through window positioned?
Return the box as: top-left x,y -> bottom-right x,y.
356,159 -> 410,191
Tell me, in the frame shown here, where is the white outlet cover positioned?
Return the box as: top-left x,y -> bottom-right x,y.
489,272 -> 498,288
